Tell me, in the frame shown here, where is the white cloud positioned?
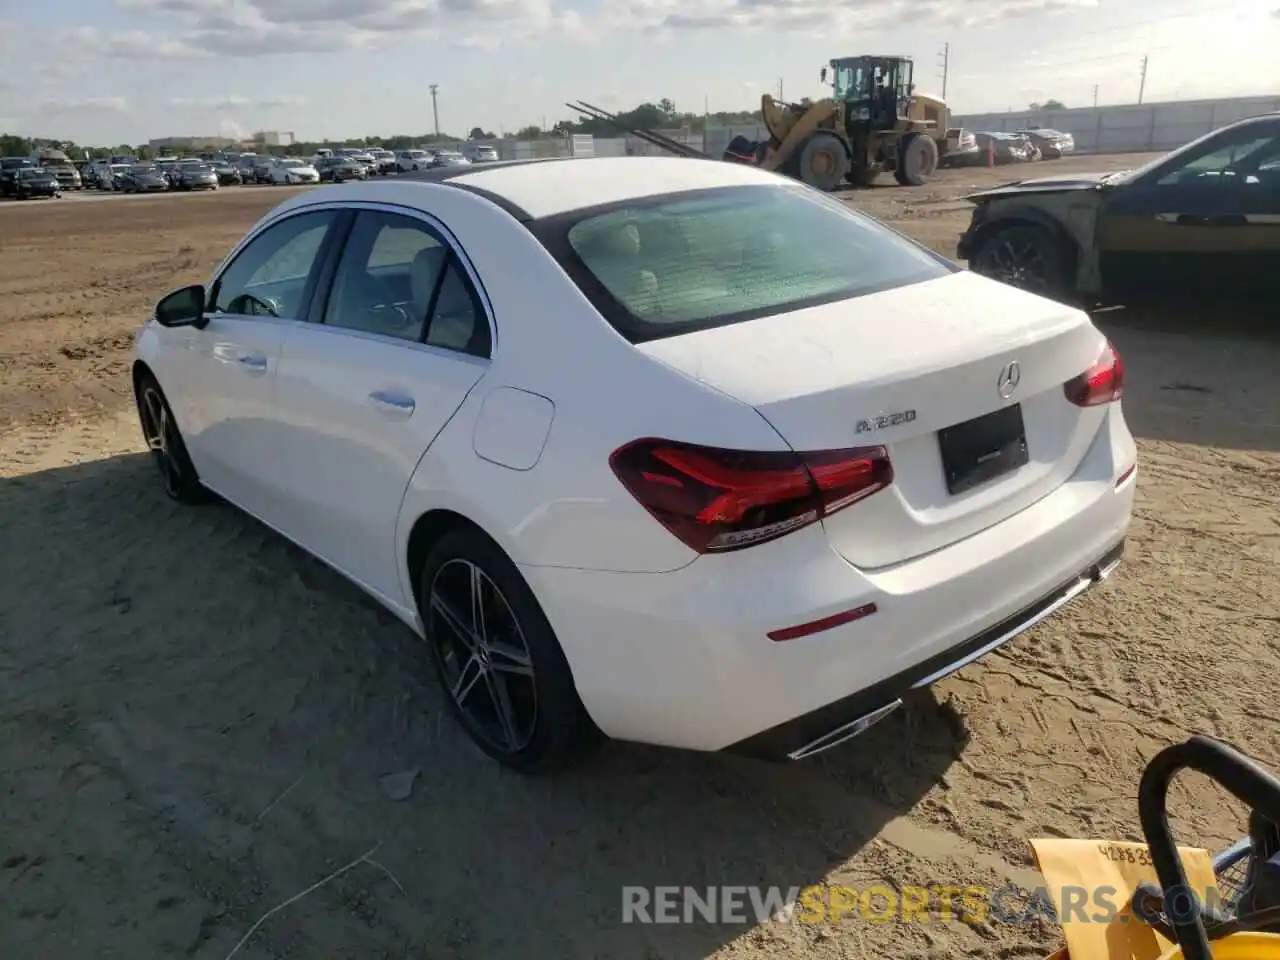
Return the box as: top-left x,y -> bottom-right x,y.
41,97 -> 130,113
168,95 -> 308,108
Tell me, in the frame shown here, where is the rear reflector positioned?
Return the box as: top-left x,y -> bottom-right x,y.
1064,341 -> 1124,407
1116,463 -> 1137,487
609,438 -> 893,554
768,603 -> 878,642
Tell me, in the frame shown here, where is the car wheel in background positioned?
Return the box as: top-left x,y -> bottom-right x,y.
135,373 -> 207,505
418,528 -> 602,774
970,224 -> 1071,298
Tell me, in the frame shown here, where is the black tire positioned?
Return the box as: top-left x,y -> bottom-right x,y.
418,528 -> 601,774
894,133 -> 939,186
134,372 -> 207,504
970,224 -> 1071,298
796,131 -> 848,191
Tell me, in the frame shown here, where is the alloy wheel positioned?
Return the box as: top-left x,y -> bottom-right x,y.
982,235 -> 1049,292
427,558 -> 538,753
139,385 -> 182,497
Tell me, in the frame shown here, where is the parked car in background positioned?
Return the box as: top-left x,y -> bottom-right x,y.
316,156 -> 366,182
118,164 -> 171,193
265,157 -> 320,185
941,129 -> 980,167
133,156 -> 1135,772
12,167 -> 61,199
235,154 -> 261,182
396,149 -> 433,172
31,148 -> 82,190
173,161 -> 220,191
370,149 -> 397,174
960,112 -> 1280,303
104,163 -> 132,190
212,158 -> 242,185
463,143 -> 499,163
0,156 -> 36,196
974,132 -> 1036,164
1017,128 -> 1075,159
430,150 -> 471,168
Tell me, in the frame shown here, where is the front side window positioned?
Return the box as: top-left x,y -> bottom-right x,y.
1157,133 -> 1280,186
323,210 -> 490,355
213,210 -> 337,318
533,183 -> 949,343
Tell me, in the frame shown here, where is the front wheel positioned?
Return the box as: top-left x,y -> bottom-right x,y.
970,224 -> 1070,298
894,133 -> 939,186
135,373 -> 207,504
418,529 -> 601,774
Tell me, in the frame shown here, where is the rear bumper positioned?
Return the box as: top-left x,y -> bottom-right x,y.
728,538 -> 1124,760
525,407 -> 1136,754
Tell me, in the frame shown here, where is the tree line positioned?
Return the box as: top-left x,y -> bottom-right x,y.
0,98 -> 763,160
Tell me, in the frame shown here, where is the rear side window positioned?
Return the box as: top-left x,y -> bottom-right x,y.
532,184 -> 949,343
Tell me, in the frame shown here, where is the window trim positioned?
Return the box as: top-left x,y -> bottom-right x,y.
524,184 -> 958,345
258,199 -> 498,358
207,207 -> 345,324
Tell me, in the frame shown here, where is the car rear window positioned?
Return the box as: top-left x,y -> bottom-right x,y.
528,183 -> 951,343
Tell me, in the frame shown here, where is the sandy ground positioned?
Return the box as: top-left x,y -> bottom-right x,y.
1,158 -> 1277,960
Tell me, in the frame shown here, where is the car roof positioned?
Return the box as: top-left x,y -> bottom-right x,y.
399,155 -> 782,220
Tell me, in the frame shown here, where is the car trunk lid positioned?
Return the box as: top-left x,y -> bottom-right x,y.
637,271 -> 1109,569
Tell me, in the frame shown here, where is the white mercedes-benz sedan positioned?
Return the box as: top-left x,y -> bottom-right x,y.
132,156 -> 1136,773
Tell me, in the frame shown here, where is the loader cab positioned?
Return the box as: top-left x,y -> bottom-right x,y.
824,56 -> 914,132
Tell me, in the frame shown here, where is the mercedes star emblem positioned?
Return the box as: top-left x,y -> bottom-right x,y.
997,360 -> 1021,400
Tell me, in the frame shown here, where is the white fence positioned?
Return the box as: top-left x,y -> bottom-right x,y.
953,95 -> 1280,155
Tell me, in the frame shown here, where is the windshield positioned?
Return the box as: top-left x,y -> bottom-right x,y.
531,183 -> 949,343
20,168 -> 52,179
280,159 -> 304,167
2,158 -> 35,169
131,165 -> 156,174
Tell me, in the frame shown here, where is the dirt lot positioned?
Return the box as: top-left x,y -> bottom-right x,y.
1,157 -> 1278,960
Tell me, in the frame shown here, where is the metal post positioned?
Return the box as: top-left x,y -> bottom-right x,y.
1137,56 -> 1148,105
429,84 -> 440,137
1093,85 -> 1099,108
938,42 -> 950,99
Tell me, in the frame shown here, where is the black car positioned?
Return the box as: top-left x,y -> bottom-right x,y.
118,165 -> 171,193
959,112 -> 1280,302
173,162 -> 219,190
12,167 -> 60,199
0,156 -> 36,196
316,156 -> 365,182
212,160 -> 242,185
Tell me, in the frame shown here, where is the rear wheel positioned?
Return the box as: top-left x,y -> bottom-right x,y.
419,529 -> 601,774
970,224 -> 1070,297
894,133 -> 939,186
796,132 -> 848,191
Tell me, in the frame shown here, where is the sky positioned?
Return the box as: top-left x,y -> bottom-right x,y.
0,0 -> 1277,145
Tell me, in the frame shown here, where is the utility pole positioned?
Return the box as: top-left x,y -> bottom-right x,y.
429,84 -> 440,137
937,42 -> 950,99
1137,56 -> 1148,105
777,77 -> 784,100
1093,84 -> 1099,108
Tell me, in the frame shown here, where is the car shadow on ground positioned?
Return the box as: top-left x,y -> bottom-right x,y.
1090,299 -> 1280,454
0,452 -> 969,959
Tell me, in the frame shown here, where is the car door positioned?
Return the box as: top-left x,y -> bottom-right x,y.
1097,120 -> 1280,298
170,208 -> 342,523
273,205 -> 493,605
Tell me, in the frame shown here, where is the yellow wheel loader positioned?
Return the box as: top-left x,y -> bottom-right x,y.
752,55 -> 951,189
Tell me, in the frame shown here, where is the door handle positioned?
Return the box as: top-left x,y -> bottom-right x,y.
238,354 -> 268,371
368,391 -> 415,415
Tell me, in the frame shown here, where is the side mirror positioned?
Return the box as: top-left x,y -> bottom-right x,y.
155,284 -> 208,329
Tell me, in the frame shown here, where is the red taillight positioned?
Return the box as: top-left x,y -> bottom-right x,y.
609,438 -> 893,554
1064,341 -> 1124,407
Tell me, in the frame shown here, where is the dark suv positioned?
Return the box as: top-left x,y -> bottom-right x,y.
0,157 -> 36,197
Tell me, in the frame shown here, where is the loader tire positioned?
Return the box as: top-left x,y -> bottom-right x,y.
894,133 -> 939,186
797,132 -> 847,191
